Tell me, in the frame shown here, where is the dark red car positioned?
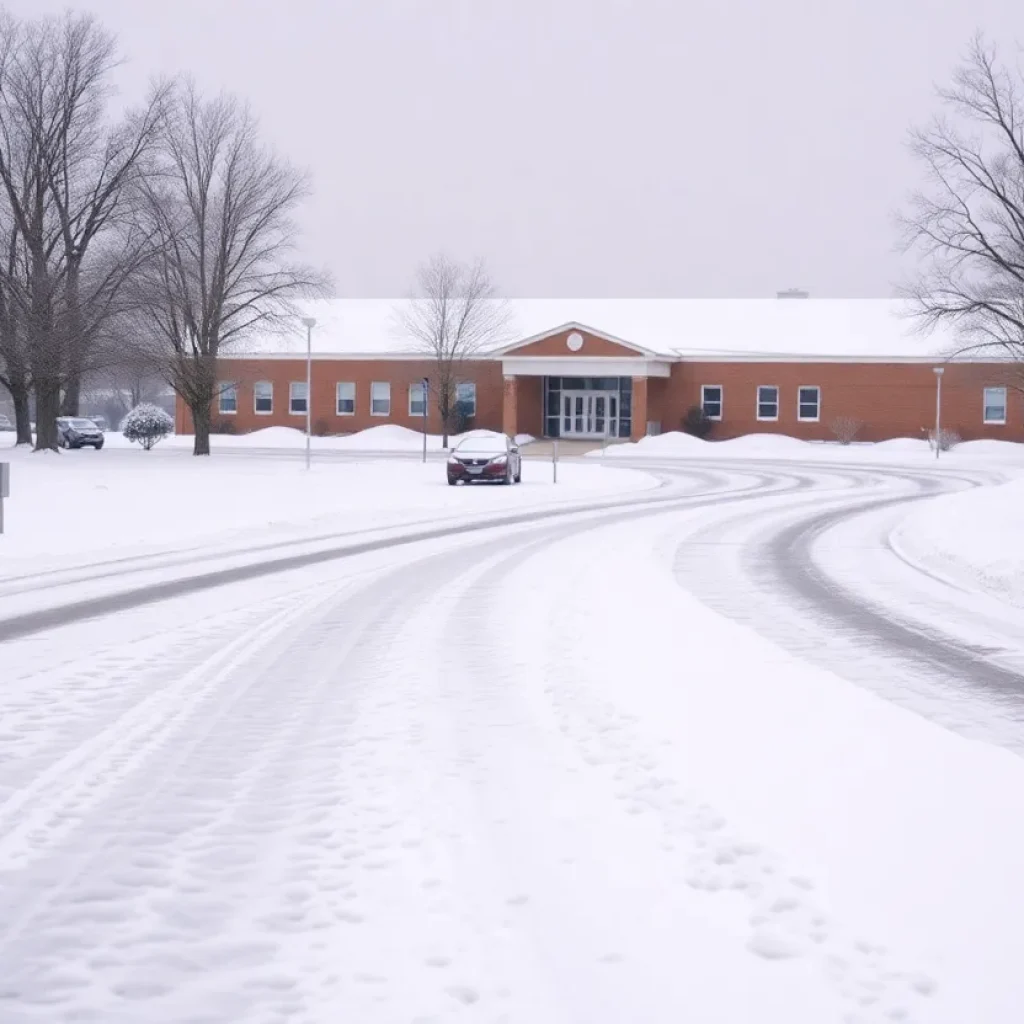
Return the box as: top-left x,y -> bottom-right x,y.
447,433 -> 522,485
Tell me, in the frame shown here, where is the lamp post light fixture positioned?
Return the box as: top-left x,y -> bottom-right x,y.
301,316 -> 316,470
933,366 -> 945,459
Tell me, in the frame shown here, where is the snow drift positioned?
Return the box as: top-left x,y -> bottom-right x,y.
893,475 -> 1024,607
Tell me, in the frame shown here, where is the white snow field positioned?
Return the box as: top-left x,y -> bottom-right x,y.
2,443 -> 1024,1023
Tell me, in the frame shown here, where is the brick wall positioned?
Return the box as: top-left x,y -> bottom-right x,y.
173,354 -> 1024,444
175,358 -> 506,436
660,361 -> 1024,442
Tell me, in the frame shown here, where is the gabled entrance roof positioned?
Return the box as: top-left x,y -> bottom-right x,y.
492,320 -> 662,359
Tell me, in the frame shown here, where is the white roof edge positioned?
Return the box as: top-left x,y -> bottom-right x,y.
220,351 -> 498,362
221,351 -> 1004,365
674,351 -> 1009,364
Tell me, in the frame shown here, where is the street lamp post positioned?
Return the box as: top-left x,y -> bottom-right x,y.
301,317 -> 316,470
933,366 -> 944,460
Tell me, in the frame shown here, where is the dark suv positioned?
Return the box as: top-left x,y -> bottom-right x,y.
447,433 -> 521,485
57,417 -> 105,449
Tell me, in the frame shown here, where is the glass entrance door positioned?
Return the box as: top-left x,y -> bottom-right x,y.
561,391 -> 619,438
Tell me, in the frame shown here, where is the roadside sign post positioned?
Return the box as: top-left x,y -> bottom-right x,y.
553,439 -> 558,484
0,462 -> 9,534
422,377 -> 429,464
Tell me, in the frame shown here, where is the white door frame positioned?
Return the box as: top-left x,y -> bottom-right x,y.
561,390 -> 619,438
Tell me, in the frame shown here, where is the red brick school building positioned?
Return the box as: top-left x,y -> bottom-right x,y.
175,299 -> 1023,444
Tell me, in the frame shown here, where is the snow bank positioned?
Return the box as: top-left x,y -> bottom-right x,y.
873,438 -> 932,452
717,433 -> 811,452
957,438 -> 1024,456
592,430 -> 1024,464
102,424 -> 535,453
893,476 -> 1024,606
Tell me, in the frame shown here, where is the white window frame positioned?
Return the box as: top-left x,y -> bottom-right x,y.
408,381 -> 427,417
701,384 -> 723,421
797,385 -> 820,423
983,386 -> 1007,425
756,385 -> 779,422
336,381 -> 355,416
253,380 -> 273,415
455,381 -> 477,417
218,382 -> 238,415
289,381 -> 308,416
370,381 -> 391,417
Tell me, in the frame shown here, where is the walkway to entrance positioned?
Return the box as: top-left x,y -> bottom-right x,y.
521,438 -> 615,458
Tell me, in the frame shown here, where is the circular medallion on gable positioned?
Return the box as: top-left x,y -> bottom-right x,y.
566,331 -> 584,352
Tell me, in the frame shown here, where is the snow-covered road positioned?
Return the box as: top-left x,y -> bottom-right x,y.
2,457 -> 1023,1024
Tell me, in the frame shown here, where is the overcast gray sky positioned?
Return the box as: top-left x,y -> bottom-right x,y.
8,0 -> 1022,297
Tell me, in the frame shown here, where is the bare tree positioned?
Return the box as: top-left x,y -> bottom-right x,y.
0,203 -> 32,444
396,255 -> 513,446
899,35 -> 1024,385
133,81 -> 329,456
0,11 -> 167,449
829,416 -> 863,445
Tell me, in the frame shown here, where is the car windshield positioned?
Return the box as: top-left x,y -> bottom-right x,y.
454,435 -> 508,455
71,419 -> 97,428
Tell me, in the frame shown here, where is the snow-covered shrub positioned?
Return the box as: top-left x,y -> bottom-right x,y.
121,403 -> 173,450
830,416 -> 863,445
682,405 -> 715,439
928,427 -> 961,452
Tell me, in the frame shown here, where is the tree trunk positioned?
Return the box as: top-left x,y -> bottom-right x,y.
10,380 -> 32,446
60,261 -> 84,417
191,399 -> 211,456
33,379 -> 63,451
438,395 -> 450,449
60,373 -> 81,417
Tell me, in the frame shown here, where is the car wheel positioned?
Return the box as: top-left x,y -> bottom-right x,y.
447,477 -> 457,486
95,442 -> 104,450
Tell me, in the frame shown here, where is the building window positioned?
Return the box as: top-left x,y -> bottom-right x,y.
336,381 -> 355,415
757,385 -> 779,421
456,381 -> 477,417
408,380 -> 427,417
218,382 -> 237,415
797,386 -> 820,422
371,381 -> 391,416
701,385 -> 723,420
289,381 -> 308,415
253,381 -> 273,414
983,387 -> 1007,424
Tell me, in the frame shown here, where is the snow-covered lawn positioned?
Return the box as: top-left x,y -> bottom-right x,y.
893,476 -> 1024,607
0,441 -> 656,575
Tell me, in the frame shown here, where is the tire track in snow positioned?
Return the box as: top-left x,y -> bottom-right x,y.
0,566 -> 419,1022
2,497 -> 737,1023
0,466 -> 761,643
668,462 -> 1024,752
